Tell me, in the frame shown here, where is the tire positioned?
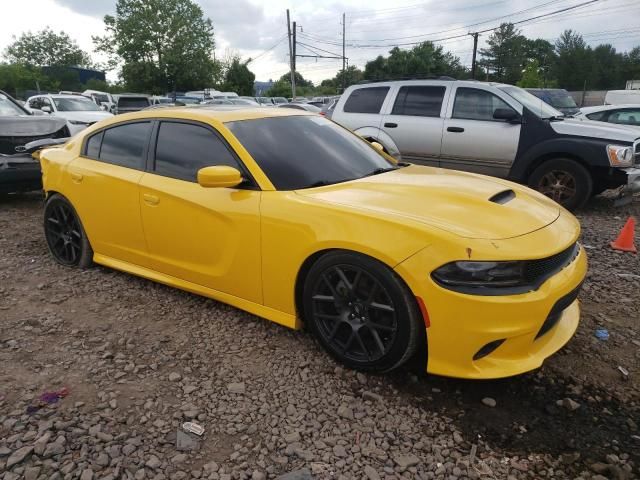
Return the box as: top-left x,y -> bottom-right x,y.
303,251 -> 422,373
44,194 -> 93,268
528,158 -> 593,211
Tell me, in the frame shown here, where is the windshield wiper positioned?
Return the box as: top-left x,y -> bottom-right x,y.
364,166 -> 399,177
305,180 -> 335,188
547,115 -> 565,122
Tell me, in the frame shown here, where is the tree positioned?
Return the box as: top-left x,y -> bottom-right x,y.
4,28 -> 91,67
278,71 -> 313,88
553,30 -> 593,90
517,60 -> 544,88
94,0 -> 219,93
363,42 -> 465,80
222,57 -> 255,95
479,23 -> 528,84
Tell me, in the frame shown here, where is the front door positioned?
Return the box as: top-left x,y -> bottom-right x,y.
139,120 -> 262,304
64,121 -> 152,267
440,86 -> 520,177
380,84 -> 448,166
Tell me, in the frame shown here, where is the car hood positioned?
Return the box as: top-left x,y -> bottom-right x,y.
551,117 -> 640,142
0,115 -> 68,136
296,165 -> 561,240
54,111 -> 113,122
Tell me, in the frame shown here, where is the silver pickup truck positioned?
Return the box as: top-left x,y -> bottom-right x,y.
332,79 -> 640,210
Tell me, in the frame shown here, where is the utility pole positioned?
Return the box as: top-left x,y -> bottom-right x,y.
292,21 -> 297,73
470,32 -> 479,80
286,9 -> 296,98
342,13 -> 346,91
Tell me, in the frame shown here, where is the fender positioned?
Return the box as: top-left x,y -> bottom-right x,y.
353,126 -> 401,158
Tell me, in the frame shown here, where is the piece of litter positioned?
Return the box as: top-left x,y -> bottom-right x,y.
27,387 -> 70,414
595,329 -> 609,341
618,366 -> 629,377
182,422 -> 204,436
176,429 -> 200,451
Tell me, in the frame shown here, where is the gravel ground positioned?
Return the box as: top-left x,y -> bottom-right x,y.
1,192 -> 639,480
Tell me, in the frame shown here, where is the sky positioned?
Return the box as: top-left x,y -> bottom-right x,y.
0,0 -> 639,85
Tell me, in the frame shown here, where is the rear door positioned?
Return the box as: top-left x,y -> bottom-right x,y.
334,86 -> 389,132
440,86 -> 521,177
380,84 -> 448,166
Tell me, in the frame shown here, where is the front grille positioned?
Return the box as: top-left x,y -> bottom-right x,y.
0,126 -> 69,154
634,140 -> 639,165
536,281 -> 583,339
523,243 -> 580,287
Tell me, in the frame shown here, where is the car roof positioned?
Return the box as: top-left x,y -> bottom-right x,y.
580,104 -> 640,114
108,106 -> 313,123
346,79 -> 509,89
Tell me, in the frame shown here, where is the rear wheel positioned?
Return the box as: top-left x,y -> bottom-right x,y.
44,194 -> 93,268
303,251 -> 422,372
528,158 -> 592,211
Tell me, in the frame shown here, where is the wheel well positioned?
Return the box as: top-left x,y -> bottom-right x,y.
294,249 -> 337,323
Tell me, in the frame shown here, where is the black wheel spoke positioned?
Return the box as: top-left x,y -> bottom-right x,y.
335,267 -> 352,291
45,200 -> 85,266
369,328 -> 386,356
370,301 -> 394,313
369,321 -> 395,332
313,294 -> 335,303
355,331 -> 372,361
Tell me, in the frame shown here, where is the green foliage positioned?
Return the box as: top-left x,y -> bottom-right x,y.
321,66 -> 364,92
4,28 -> 91,67
363,42 -> 466,80
94,0 -> 219,93
517,60 -> 544,88
479,23 -> 529,84
221,58 -> 255,96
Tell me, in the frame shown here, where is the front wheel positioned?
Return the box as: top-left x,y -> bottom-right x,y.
528,158 -> 593,211
44,194 -> 94,268
303,251 -> 422,372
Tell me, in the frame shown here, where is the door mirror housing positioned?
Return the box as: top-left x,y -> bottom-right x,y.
370,141 -> 384,152
493,108 -> 520,123
41,105 -> 52,113
197,166 -> 243,188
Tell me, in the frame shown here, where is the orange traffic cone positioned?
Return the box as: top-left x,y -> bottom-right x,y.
610,217 -> 637,253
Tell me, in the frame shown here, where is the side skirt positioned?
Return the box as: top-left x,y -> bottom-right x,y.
93,253 -> 300,330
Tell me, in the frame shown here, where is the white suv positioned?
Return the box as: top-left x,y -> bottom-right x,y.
25,94 -> 113,135
332,79 -> 640,210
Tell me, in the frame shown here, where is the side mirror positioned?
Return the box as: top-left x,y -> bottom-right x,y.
370,141 -> 384,152
41,105 -> 52,113
99,103 -> 108,111
493,108 -> 520,123
197,166 -> 243,188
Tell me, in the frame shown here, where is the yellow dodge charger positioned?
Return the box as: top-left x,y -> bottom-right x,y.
39,107 -> 587,379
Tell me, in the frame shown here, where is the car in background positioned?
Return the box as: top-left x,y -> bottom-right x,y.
24,94 -> 114,135
605,90 -> 640,105
39,106 -> 587,379
277,103 -> 321,113
113,94 -> 152,114
332,79 -> 640,210
321,97 -> 340,119
255,97 -> 274,106
526,89 -> 580,116
152,96 -> 173,106
272,97 -> 289,105
0,90 -> 69,193
206,98 -> 261,107
575,105 -> 640,128
83,89 -> 116,112
174,96 -> 202,105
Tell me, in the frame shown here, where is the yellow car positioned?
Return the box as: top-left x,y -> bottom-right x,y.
39,107 -> 587,379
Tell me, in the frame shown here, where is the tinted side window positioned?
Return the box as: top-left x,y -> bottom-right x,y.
85,131 -> 103,158
452,88 -> 513,121
99,122 -> 151,169
154,122 -> 239,182
343,87 -> 389,114
392,86 -> 445,117
586,111 -> 606,121
609,109 -> 640,126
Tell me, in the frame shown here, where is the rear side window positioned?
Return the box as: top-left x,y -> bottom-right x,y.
99,122 -> 151,169
118,97 -> 150,109
343,87 -> 389,114
452,88 -> 513,121
154,121 -> 239,182
85,131 -> 103,158
392,86 -> 446,117
586,111 -> 607,121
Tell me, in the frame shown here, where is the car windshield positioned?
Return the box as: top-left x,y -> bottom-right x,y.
226,115 -> 394,190
273,97 -> 288,104
498,85 -> 562,119
0,93 -> 27,116
547,91 -> 578,109
176,97 -> 200,104
93,94 -> 110,104
53,97 -> 101,111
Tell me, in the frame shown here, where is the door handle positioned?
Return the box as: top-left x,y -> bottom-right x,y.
70,171 -> 83,183
447,126 -> 465,133
384,122 -> 398,128
143,193 -> 160,206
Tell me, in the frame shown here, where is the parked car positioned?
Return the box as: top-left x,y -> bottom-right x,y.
272,97 -> 289,105
321,97 -> 340,119
575,105 -> 640,128
526,88 -> 580,116
206,98 -> 260,107
332,79 -> 640,210
38,107 -> 587,379
0,90 -> 69,193
83,89 -> 116,112
277,103 -> 321,112
605,90 -> 640,105
151,96 -> 173,106
113,94 -> 151,114
25,94 -> 114,134
255,97 -> 274,106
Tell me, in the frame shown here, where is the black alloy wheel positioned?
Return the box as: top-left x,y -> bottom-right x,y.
303,251 -> 422,372
44,194 -> 93,268
528,158 -> 593,211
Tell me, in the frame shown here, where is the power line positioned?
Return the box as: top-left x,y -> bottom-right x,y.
246,35 -> 288,64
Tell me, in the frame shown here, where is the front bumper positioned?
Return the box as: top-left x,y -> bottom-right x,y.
0,154 -> 42,194
396,236 -> 587,379
622,167 -> 640,193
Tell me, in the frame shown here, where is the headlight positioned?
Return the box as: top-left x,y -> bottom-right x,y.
432,261 -> 526,289
607,144 -> 633,167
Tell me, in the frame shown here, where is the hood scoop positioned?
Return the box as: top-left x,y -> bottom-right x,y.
489,189 -> 516,205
